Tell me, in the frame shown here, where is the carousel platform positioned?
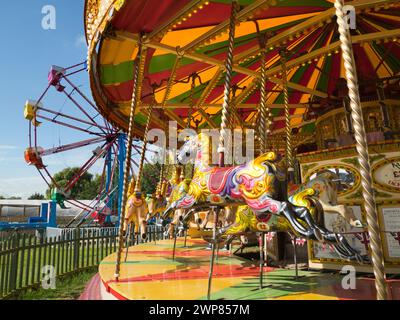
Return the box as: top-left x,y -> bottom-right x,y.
97,239 -> 400,300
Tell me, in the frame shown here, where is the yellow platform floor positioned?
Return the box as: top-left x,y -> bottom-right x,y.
99,238 -> 400,300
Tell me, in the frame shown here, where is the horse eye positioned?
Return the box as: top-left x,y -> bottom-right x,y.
186,152 -> 191,157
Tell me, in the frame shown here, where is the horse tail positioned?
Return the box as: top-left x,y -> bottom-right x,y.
307,196 -> 325,227
289,188 -> 324,226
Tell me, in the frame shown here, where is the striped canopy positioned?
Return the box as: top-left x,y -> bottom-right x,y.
85,0 -> 400,137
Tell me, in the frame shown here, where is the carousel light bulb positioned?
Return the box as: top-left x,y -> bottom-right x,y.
205,1 -> 210,5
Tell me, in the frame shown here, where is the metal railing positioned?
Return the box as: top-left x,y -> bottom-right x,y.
0,225 -> 166,299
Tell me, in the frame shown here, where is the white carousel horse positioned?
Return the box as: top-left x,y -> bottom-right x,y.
303,170 -> 363,228
162,133 -> 365,262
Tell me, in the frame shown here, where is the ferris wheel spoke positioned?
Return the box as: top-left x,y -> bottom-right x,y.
39,137 -> 109,157
36,167 -> 52,189
64,138 -> 117,193
61,89 -> 106,134
65,199 -> 95,212
63,61 -> 87,71
132,144 -> 152,164
63,67 -> 87,78
37,106 -> 109,132
61,75 -> 108,132
36,114 -> 104,136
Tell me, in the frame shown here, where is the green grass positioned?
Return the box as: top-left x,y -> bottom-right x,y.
0,236 -> 117,299
17,269 -> 97,300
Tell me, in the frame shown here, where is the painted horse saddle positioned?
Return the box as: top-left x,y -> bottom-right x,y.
208,167 -> 235,194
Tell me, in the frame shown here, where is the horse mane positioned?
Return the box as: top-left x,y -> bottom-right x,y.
128,176 -> 137,195
315,169 -> 339,181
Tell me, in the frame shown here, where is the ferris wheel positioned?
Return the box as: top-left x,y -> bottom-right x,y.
23,62 -> 150,227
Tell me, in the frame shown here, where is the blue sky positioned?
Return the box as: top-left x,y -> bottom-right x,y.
0,1 -> 100,198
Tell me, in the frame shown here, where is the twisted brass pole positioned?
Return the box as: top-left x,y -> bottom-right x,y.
334,0 -> 387,300
259,47 -> 269,154
156,164 -> 165,198
135,100 -> 155,193
114,42 -> 143,280
218,1 -> 239,167
188,75 -> 196,177
280,50 -> 293,177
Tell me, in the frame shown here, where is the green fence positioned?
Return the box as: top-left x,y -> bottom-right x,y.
0,225 -> 166,299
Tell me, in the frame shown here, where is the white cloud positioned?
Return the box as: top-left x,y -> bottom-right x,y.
0,176 -> 47,199
75,34 -> 87,47
0,145 -> 18,150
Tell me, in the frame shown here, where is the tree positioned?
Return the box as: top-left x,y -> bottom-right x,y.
28,193 -> 45,200
45,167 -> 102,200
140,162 -> 162,195
0,195 -> 22,200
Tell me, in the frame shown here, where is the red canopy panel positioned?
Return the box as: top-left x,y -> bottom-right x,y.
112,0 -> 191,34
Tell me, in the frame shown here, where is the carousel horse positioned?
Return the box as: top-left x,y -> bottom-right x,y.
166,180 -> 206,238
299,170 -> 363,228
160,168 -> 193,238
146,179 -> 169,222
124,178 -> 149,240
221,170 -> 363,236
162,133 -> 364,262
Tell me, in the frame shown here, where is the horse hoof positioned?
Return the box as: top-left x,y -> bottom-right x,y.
161,219 -> 169,227
352,220 -> 364,228
314,228 -> 323,241
357,254 -> 370,265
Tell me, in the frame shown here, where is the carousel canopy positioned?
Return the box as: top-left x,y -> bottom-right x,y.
85,0 -> 400,137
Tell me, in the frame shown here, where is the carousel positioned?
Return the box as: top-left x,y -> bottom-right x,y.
81,0 -> 400,300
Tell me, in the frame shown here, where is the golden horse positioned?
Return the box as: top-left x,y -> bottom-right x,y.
124,179 -> 149,240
